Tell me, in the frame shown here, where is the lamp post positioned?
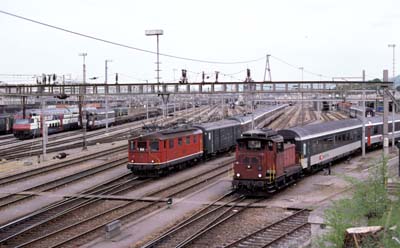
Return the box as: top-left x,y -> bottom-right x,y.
388,44 -> 396,79
299,67 -> 304,126
105,59 -> 112,133
79,53 -> 87,84
79,53 -> 88,150
145,29 -> 164,84
388,44 -> 396,152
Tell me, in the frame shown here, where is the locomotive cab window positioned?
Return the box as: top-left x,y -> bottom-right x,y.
247,140 -> 262,150
186,136 -> 190,144
138,141 -> 147,152
178,138 -> 182,146
130,141 -> 135,151
277,142 -> 284,152
150,140 -> 159,151
267,141 -> 273,151
193,135 -> 197,143
169,139 -> 174,148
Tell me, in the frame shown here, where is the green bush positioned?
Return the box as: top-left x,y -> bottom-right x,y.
319,156 -> 400,247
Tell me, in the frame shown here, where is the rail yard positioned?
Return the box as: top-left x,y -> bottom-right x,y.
1,94 -> 399,248
1,2 -> 400,247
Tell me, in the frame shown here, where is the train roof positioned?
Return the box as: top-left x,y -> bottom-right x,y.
279,115 -> 400,141
228,104 -> 287,124
193,119 -> 240,131
86,108 -> 114,114
239,129 -> 283,142
350,106 -> 375,111
132,126 -> 202,141
278,119 -> 362,141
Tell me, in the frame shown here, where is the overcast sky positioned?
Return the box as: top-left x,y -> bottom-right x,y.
0,0 -> 398,84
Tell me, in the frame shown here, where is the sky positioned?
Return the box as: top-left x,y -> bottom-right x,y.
0,0 -> 399,84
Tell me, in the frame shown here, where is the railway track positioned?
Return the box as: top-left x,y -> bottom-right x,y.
0,106 -> 210,160
267,105 -> 299,130
329,111 -> 347,120
142,196 -> 261,248
4,158 -> 235,247
0,173 -> 143,247
0,145 -> 126,188
225,209 -> 310,248
0,155 -> 128,210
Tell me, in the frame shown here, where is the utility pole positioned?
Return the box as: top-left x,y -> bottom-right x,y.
383,70 -> 389,155
299,67 -> 304,126
79,53 -> 88,150
41,90 -> 47,161
388,44 -> 396,152
105,59 -> 112,133
388,44 -> 396,79
362,70 -> 366,157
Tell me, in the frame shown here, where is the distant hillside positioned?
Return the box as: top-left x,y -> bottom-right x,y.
393,75 -> 400,86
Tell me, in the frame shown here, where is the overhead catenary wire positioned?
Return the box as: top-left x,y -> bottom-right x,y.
0,9 -> 264,65
270,55 -> 332,79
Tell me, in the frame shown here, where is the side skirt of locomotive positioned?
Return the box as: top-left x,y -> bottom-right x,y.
232,165 -> 303,196
127,152 -> 203,177
128,145 -> 237,178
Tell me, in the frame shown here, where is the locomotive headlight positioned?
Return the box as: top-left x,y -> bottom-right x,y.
151,160 -> 154,163
235,161 -> 239,165
236,173 -> 240,178
247,165 -> 251,169
131,160 -> 134,163
258,173 -> 262,178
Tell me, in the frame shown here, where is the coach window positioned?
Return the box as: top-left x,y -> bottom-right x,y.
138,141 -> 147,152
169,139 -> 174,148
150,140 -> 159,151
178,138 -> 183,146
186,136 -> 190,144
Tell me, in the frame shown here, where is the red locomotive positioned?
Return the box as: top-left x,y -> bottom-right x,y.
128,127 -> 204,176
232,129 -> 302,194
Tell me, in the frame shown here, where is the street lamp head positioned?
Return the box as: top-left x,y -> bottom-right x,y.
388,44 -> 396,48
145,29 -> 164,36
79,53 -> 87,56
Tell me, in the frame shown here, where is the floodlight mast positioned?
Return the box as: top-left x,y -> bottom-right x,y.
145,29 -> 164,84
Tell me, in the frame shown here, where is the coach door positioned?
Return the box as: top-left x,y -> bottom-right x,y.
5,117 -> 10,132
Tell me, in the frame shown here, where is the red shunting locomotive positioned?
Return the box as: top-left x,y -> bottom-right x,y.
232,129 -> 303,193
